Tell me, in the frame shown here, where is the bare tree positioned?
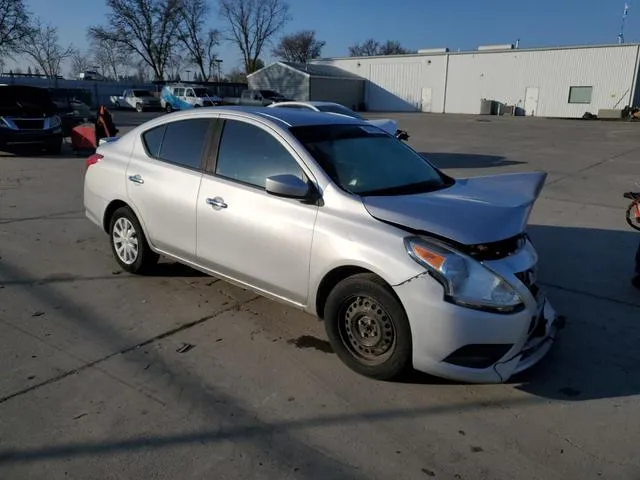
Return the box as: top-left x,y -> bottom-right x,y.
348,39 -> 379,57
349,38 -> 411,57
272,30 -> 325,64
0,0 -> 30,57
177,0 -> 221,81
226,67 -> 247,83
88,0 -> 182,80
166,50 -> 186,81
19,18 -> 75,77
377,40 -> 412,55
70,51 -> 92,78
90,36 -> 131,80
219,0 -> 290,74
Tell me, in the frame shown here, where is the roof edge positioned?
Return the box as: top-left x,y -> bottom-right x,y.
315,42 -> 640,61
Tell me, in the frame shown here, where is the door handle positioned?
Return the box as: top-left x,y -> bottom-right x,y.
206,197 -> 227,209
128,174 -> 144,184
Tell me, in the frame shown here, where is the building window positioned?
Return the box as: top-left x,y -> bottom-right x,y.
568,86 -> 593,104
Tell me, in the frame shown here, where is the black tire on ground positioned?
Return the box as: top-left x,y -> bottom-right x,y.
115,102 -> 120,109
108,206 -> 159,274
136,103 -> 144,113
165,104 -> 173,113
324,273 -> 412,380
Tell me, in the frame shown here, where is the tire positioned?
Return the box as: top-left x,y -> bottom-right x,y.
324,273 -> 412,380
165,104 -> 173,113
626,201 -> 640,231
108,206 -> 159,274
114,102 -> 120,109
135,103 -> 143,113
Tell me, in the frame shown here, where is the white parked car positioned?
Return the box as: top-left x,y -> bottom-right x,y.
83,106 -> 561,383
268,101 -> 409,140
110,89 -> 161,112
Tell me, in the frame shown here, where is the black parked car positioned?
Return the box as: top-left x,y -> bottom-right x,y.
0,85 -> 64,154
47,87 -> 94,136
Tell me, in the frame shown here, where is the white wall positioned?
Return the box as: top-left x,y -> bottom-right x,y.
318,55 -> 448,112
316,44 -> 640,117
445,45 -> 640,116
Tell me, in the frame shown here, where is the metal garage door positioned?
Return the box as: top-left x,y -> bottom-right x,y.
367,63 -> 422,111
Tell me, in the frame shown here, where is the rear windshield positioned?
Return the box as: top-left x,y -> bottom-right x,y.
260,90 -> 280,98
133,90 -> 152,97
316,104 -> 363,119
290,124 -> 450,196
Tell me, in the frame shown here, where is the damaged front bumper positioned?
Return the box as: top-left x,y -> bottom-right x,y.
392,244 -> 564,384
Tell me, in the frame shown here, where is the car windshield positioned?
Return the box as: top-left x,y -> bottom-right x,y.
316,104 -> 363,119
133,90 -> 152,97
260,90 -> 281,98
0,87 -> 55,115
290,124 -> 450,196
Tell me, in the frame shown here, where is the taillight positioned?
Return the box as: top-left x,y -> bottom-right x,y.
86,153 -> 103,170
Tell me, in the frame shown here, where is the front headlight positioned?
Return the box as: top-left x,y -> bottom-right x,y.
404,236 -> 524,313
49,115 -> 61,128
0,116 -> 14,129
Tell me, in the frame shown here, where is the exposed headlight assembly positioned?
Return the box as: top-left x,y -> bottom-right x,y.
404,236 -> 524,313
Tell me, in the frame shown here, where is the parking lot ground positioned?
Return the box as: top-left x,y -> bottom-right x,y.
1,112 -> 640,479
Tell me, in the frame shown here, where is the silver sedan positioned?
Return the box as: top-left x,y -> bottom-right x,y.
83,106 -> 561,383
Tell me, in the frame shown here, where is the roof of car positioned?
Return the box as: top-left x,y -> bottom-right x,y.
272,101 -> 343,108
214,106 -> 365,127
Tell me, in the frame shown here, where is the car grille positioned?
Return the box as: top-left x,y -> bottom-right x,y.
461,233 -> 526,261
13,119 -> 45,130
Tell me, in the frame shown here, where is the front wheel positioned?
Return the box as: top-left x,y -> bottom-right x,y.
135,103 -> 144,113
626,201 -> 640,231
324,273 -> 412,380
109,206 -> 159,274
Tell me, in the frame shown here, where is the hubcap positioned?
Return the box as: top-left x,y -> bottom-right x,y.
112,217 -> 139,265
340,296 -> 396,364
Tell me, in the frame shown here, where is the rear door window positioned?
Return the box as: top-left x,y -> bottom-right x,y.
157,119 -> 212,170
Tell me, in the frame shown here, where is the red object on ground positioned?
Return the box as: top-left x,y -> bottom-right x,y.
71,124 -> 96,151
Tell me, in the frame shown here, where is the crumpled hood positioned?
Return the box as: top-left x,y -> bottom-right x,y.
362,171 -> 547,245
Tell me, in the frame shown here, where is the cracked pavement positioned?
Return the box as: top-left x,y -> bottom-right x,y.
1,112 -> 639,479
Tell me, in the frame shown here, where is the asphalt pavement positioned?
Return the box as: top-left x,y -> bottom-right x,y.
1,110 -> 639,479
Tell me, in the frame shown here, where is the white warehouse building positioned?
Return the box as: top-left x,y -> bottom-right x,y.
313,43 -> 640,117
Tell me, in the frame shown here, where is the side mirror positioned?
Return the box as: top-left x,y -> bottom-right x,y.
265,174 -> 310,199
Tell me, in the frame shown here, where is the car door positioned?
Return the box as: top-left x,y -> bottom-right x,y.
126,117 -> 215,262
196,118 -> 319,305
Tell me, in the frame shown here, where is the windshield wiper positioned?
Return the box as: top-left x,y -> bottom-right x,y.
358,180 -> 445,197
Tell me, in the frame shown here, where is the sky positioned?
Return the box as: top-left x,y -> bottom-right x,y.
4,0 -> 639,77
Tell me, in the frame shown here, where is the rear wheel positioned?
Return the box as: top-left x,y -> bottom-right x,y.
324,273 -> 412,380
109,206 -> 159,274
135,103 -> 144,113
165,104 -> 173,113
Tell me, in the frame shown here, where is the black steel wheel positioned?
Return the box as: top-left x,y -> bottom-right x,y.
324,273 -> 412,380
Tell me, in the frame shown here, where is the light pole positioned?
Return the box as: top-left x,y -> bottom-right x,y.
215,59 -> 223,81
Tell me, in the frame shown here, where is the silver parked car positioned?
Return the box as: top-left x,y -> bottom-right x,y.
84,106 -> 561,383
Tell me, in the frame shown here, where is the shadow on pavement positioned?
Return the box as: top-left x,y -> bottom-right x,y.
420,152 -> 524,169
0,224 -> 639,466
514,225 -> 640,401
